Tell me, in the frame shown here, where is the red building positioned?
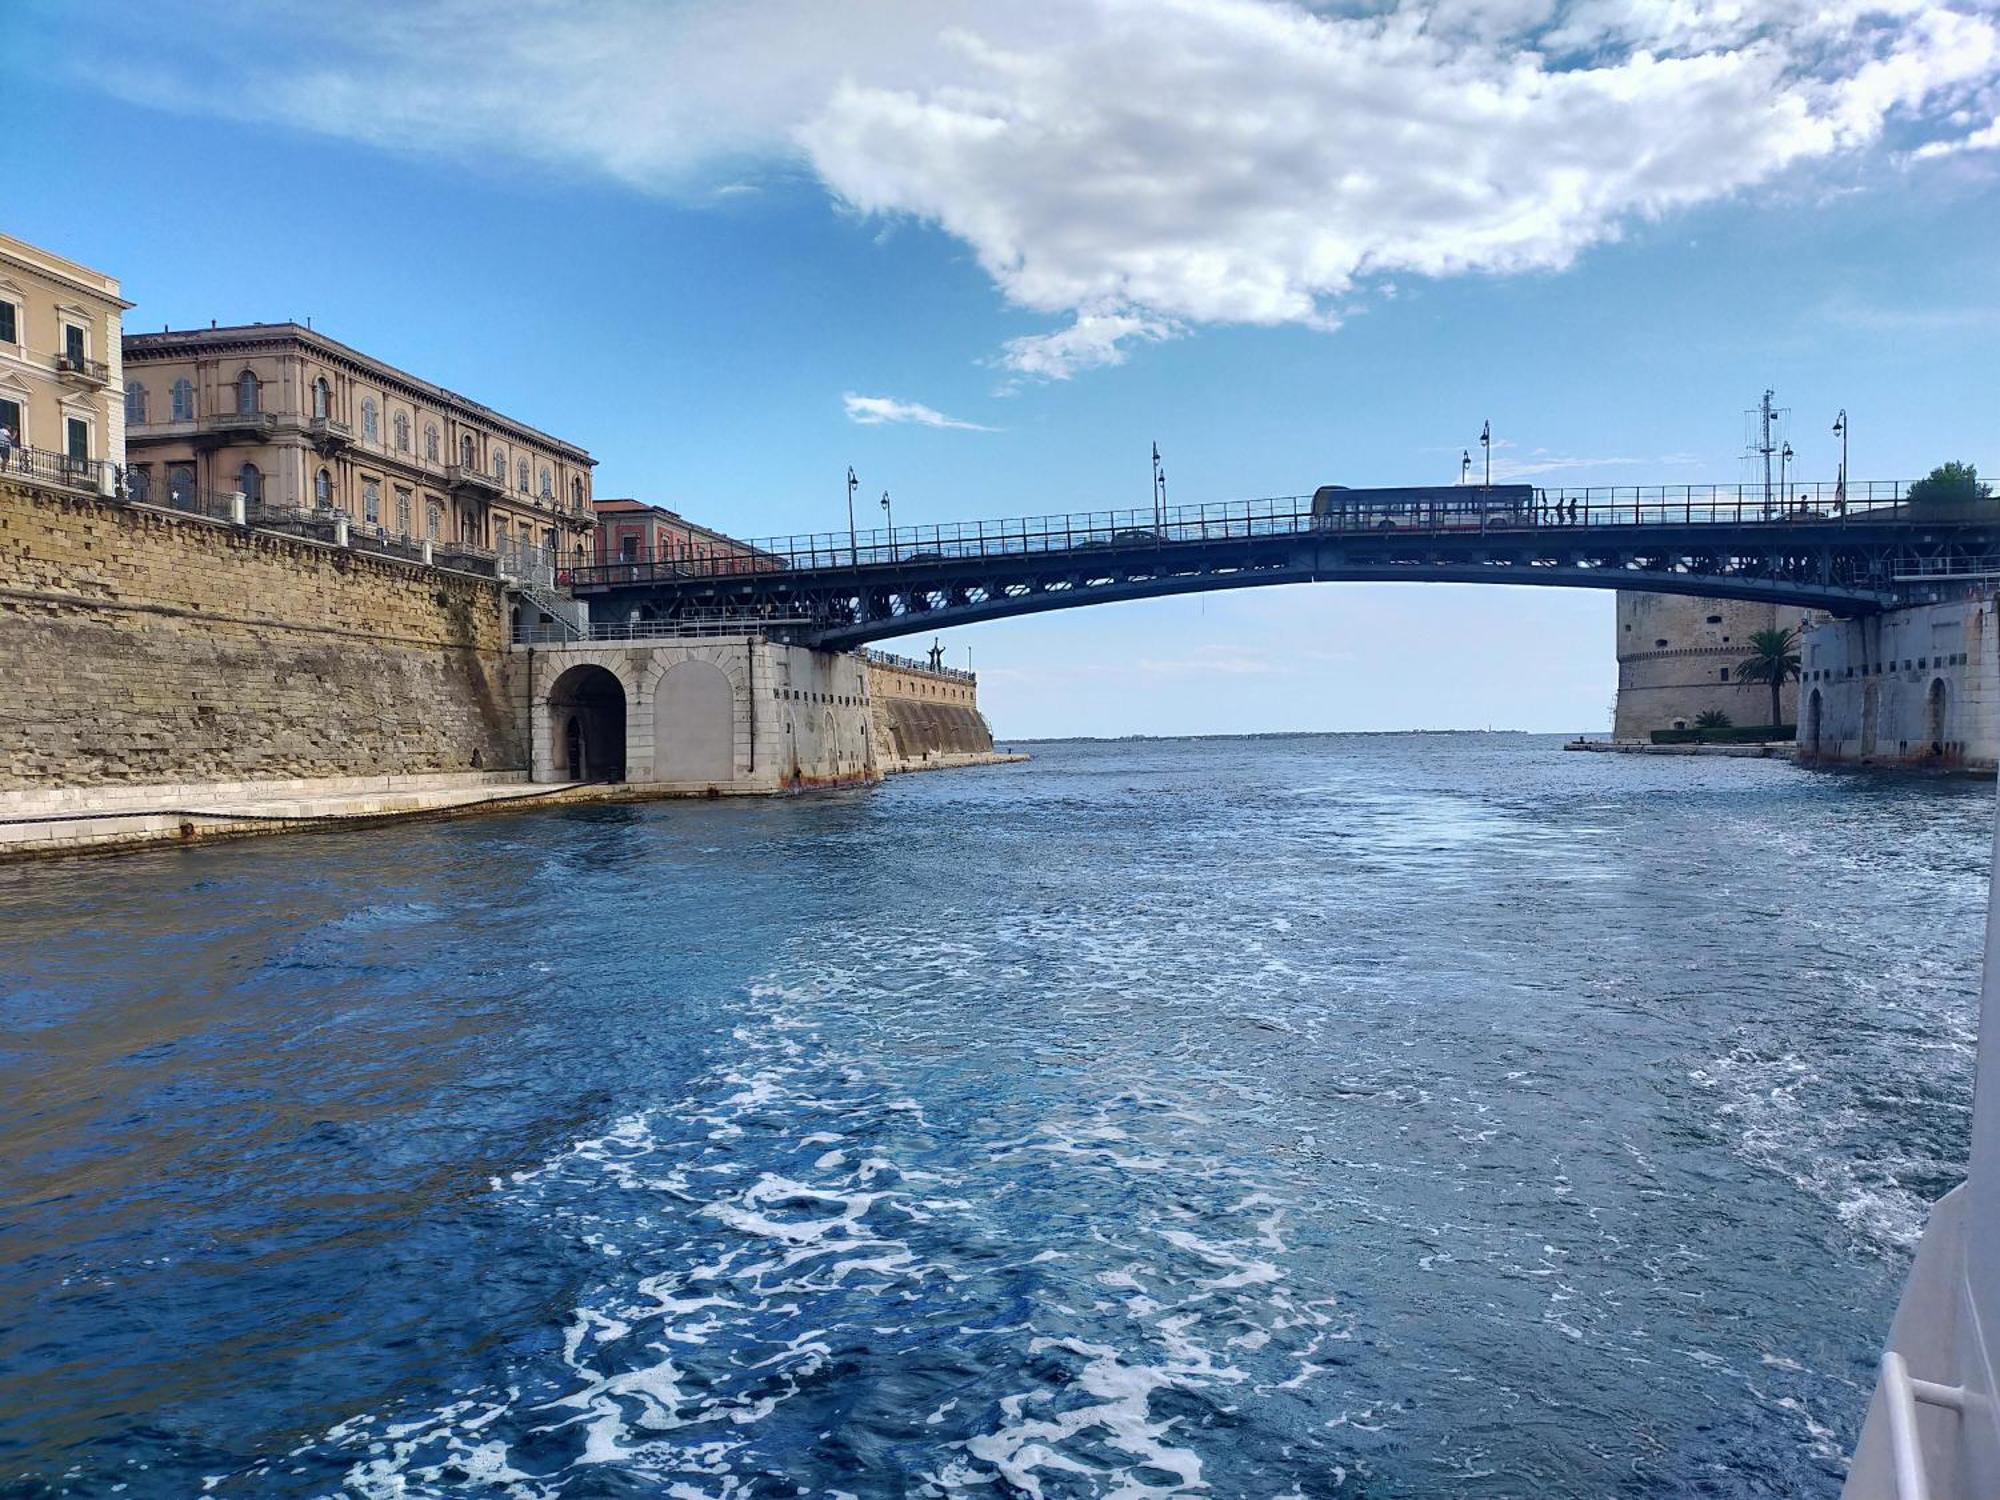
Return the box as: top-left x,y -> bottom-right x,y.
591,498 -> 779,575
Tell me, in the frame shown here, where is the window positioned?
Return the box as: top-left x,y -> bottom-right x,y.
517,457 -> 530,492
236,369 -> 259,415
65,324 -> 86,365
1719,666 -> 1730,681
426,501 -> 442,540
237,463 -> 263,503
125,381 -> 147,424
312,377 -> 330,419
491,447 -> 506,481
0,301 -> 15,344
361,397 -> 378,443
171,378 -> 195,421
539,466 -> 553,498
65,418 -> 89,462
1705,615 -> 1722,625
393,411 -> 410,451
315,468 -> 332,508
494,517 -> 510,548
620,533 -> 639,561
571,476 -> 583,510
425,423 -> 440,462
460,434 -> 476,467
168,463 -> 195,507
542,527 -> 556,555
0,397 -> 19,448
358,478 -> 378,525
128,466 -> 151,503
395,486 -> 412,536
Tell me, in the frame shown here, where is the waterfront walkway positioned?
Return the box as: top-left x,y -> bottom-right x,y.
0,771 -> 593,859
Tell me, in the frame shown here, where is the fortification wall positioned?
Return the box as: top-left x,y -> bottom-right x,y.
864,657 -> 994,772
1613,591 -> 1811,739
0,483 -> 521,791
1797,594 -> 1998,772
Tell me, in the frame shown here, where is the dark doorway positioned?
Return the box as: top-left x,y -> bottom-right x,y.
547,664 -> 627,782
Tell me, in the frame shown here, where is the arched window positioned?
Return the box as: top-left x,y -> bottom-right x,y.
393,411 -> 410,451
517,457 -> 530,492
361,397 -> 378,443
235,369 -> 259,415
124,381 -> 147,424
460,434 -> 476,467
311,377 -> 330,419
425,423 -> 440,462
362,477 -> 380,525
539,466 -> 552,498
491,447 -> 507,481
128,466 -> 151,503
315,468 -> 332,509
171,378 -> 195,421
425,501 -> 441,540
571,476 -> 584,510
237,462 -> 263,503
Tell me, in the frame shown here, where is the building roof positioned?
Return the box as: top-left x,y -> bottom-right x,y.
0,232 -> 133,308
594,498 -> 768,551
122,322 -> 593,462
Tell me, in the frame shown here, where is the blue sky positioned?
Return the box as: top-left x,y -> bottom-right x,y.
9,0 -> 2000,736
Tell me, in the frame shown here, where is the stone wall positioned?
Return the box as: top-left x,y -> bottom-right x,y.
865,658 -> 994,771
0,482 -> 521,790
1797,593 -> 1998,772
1613,591 -> 1812,739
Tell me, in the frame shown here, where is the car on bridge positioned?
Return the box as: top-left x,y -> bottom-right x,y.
1312,483 -> 1538,532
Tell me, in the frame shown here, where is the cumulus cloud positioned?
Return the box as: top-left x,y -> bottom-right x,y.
86,0 -> 2000,378
843,392 -> 995,430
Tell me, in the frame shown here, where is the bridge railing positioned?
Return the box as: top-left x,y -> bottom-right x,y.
561,480 -> 1944,587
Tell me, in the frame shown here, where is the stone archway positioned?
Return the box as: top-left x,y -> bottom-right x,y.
652,659 -> 734,783
547,663 -> 627,782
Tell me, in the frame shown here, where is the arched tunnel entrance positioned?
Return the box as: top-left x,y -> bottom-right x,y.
548,664 -> 627,782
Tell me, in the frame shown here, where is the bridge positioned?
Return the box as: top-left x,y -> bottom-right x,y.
563,482 -> 2000,651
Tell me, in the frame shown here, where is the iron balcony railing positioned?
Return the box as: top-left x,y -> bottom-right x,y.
562,479 -> 1953,586
446,463 -> 505,496
0,444 -> 115,496
308,414 -> 353,443
198,409 -> 279,437
56,352 -> 109,383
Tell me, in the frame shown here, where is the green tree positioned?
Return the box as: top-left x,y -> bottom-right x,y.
1694,708 -> 1733,730
1907,461 -> 1992,514
1736,626 -> 1802,732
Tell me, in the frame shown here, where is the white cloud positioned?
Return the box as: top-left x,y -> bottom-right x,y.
90,0 -> 2000,377
842,392 -> 995,430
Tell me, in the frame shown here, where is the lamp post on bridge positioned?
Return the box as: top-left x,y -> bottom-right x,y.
1780,441 -> 1794,515
846,466 -> 858,566
1152,442 -> 1166,529
1832,410 -> 1848,513
881,489 -> 893,556
1480,419 -> 1491,488
1460,450 -> 1471,485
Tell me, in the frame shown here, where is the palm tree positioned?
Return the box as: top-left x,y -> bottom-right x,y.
1736,626 -> 1802,731
1694,709 -> 1733,730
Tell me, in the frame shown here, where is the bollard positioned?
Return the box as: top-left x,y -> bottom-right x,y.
334,514 -> 350,548
230,489 -> 247,526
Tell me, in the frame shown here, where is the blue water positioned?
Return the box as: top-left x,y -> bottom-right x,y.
1,736 -> 1991,1498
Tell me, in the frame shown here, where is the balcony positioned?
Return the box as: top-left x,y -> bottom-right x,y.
308,414 -> 353,451
56,352 -> 109,386
196,408 -> 279,445
446,463 -> 505,499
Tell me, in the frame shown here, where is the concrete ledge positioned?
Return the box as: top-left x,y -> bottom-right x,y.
0,769 -> 531,820
881,751 -> 1031,776
1564,739 -> 1796,759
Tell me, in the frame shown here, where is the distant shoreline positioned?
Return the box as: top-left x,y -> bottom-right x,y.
1002,728 -> 1568,745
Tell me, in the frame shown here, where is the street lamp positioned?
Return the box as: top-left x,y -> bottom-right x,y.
1460,450 -> 1471,485
881,489 -> 893,554
1832,410 -> 1848,512
1152,442 -> 1166,528
846,466 -> 858,566
1480,419 -> 1491,488
1780,441 -> 1794,512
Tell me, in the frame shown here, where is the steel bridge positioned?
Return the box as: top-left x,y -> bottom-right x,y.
564,482 -> 2000,651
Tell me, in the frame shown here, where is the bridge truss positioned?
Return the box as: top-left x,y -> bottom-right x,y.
566,486 -> 2000,650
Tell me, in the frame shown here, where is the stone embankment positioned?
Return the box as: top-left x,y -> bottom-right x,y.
863,652 -> 1026,775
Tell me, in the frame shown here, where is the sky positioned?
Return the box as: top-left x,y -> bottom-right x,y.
8,0 -> 2000,737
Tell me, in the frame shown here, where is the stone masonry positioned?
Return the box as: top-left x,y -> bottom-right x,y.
0,481 -> 521,789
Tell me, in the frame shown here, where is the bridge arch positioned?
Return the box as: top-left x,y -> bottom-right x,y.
545,662 -> 628,783
650,659 -> 736,785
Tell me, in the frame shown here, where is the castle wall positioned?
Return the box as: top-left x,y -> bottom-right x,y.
0,482 -> 520,793
1613,591 -> 1812,739
864,657 -> 994,772
1797,594 -> 1998,772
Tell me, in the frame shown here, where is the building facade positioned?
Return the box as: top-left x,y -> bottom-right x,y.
1797,593 -> 1998,771
593,498 -> 778,571
0,232 -> 131,491
1612,591 -> 1812,739
121,323 -> 594,562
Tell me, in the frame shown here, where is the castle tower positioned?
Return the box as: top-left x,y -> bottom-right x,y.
1612,592 -> 1812,740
